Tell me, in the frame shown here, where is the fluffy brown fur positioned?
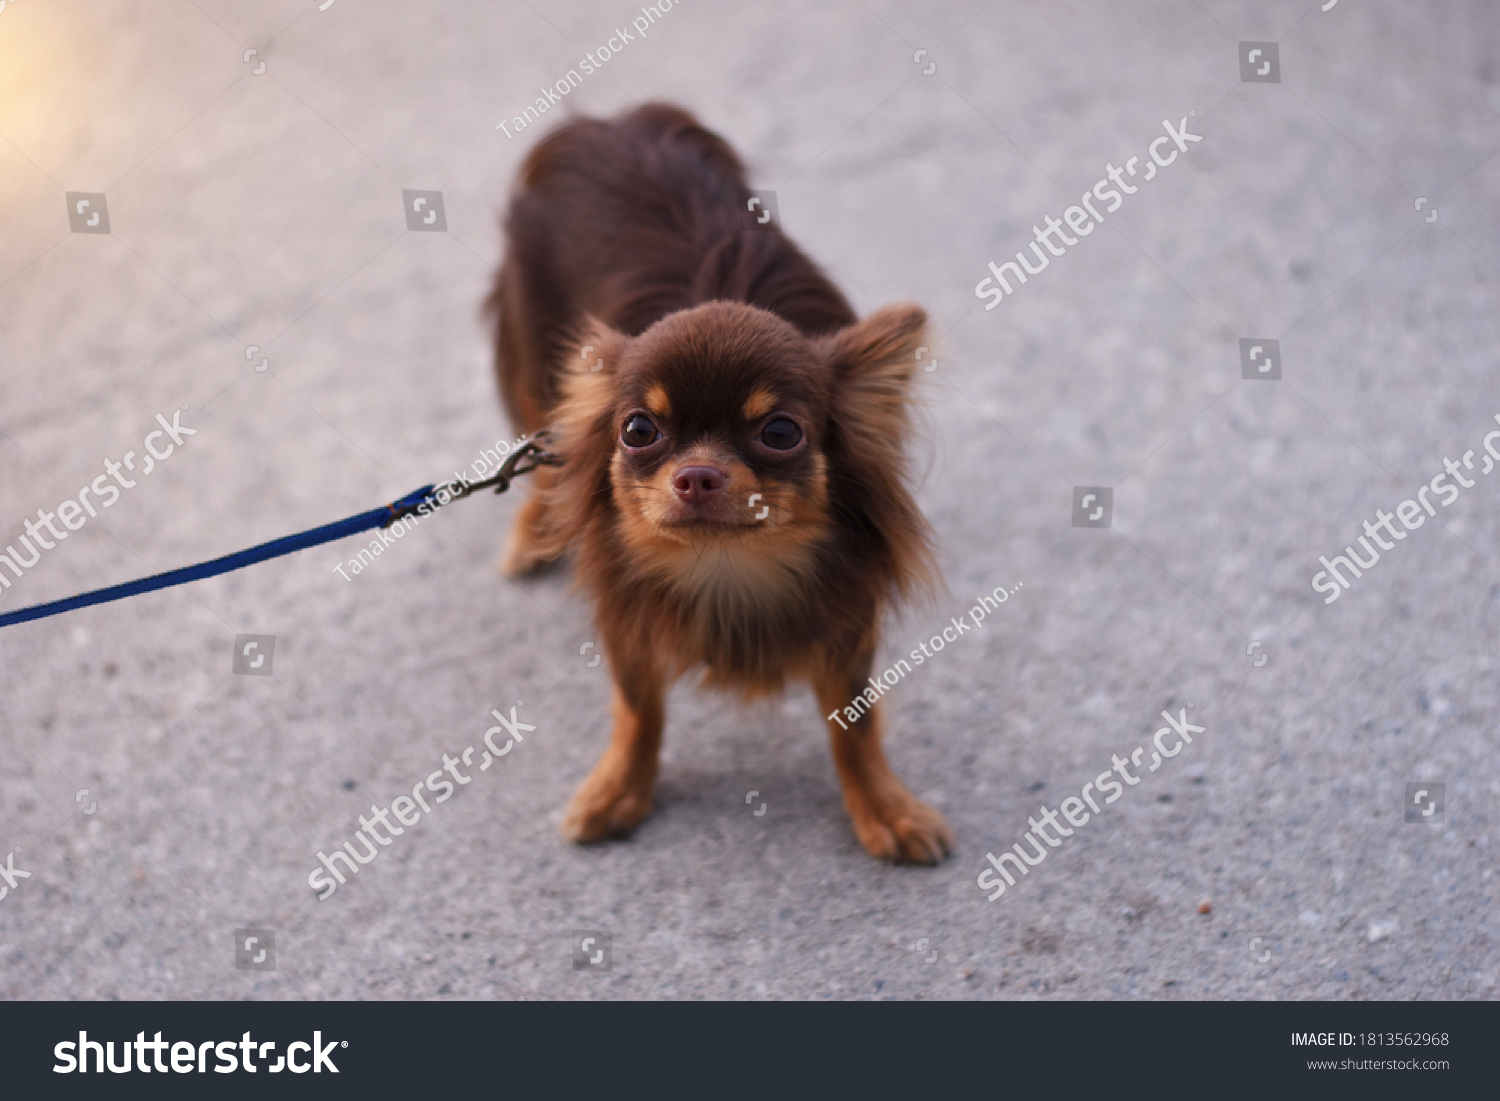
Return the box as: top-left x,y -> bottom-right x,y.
485,103 -> 952,863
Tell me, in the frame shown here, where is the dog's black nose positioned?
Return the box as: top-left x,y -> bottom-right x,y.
672,465 -> 727,504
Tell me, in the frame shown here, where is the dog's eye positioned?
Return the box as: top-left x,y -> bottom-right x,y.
621,413 -> 660,449
759,417 -> 802,451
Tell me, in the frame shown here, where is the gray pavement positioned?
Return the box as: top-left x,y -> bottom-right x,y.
1,0 -> 1497,1000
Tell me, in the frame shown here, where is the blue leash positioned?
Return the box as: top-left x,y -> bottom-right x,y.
0,436 -> 559,631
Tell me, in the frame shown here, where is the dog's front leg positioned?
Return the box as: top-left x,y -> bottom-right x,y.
561,647 -> 665,842
814,656 -> 953,865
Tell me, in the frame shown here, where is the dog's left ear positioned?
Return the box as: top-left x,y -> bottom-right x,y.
816,304 -> 936,603
818,303 -> 928,447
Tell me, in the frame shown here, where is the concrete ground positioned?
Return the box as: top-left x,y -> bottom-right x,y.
1,0 -> 1497,1000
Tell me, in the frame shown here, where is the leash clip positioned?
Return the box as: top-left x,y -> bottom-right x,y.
382,430 -> 560,527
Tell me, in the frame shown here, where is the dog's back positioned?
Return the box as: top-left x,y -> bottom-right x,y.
487,103 -> 856,432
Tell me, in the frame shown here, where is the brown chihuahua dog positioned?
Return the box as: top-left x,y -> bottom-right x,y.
486,103 -> 952,863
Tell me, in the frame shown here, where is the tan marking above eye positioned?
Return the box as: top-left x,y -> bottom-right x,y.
643,384 -> 671,418
741,390 -> 776,420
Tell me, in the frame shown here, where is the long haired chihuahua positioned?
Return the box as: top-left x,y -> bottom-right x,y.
486,103 -> 952,863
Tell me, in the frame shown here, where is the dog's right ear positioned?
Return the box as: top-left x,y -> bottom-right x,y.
563,315 -> 628,380
539,317 -> 635,549
555,315 -> 631,438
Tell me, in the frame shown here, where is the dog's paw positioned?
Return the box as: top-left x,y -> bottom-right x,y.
499,528 -> 561,578
500,496 -> 561,578
562,768 -> 654,842
499,542 -> 559,578
849,793 -> 953,865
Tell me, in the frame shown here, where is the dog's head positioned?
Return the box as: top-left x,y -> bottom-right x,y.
541,301 -> 935,610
